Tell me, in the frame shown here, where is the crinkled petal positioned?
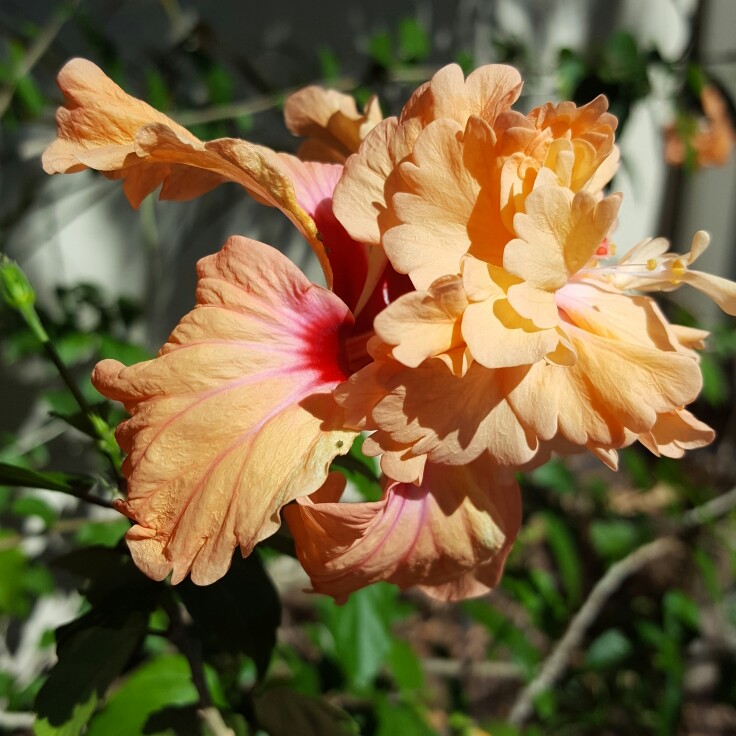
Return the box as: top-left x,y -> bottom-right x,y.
93,237 -> 355,585
284,458 -> 521,602
284,85 -> 381,163
43,58 -> 334,286
505,187 -> 621,292
506,326 -> 703,447
374,275 -> 469,371
343,359 -> 539,467
638,409 -> 714,458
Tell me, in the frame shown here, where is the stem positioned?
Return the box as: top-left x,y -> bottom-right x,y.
508,484 -> 736,727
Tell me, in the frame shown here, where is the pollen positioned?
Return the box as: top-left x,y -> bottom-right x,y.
646,258 -> 658,271
671,258 -> 686,278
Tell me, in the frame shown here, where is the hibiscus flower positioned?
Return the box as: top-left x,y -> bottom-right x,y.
43,59 -> 735,602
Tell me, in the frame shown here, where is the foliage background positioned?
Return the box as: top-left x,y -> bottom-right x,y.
1,1 -> 736,734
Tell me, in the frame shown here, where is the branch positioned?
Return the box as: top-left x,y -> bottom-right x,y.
508,485 -> 736,727
171,65 -> 441,127
0,0 -> 81,117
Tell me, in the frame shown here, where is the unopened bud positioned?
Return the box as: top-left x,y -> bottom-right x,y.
0,256 -> 36,310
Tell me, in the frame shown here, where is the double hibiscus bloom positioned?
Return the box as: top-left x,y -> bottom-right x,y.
43,60 -> 736,602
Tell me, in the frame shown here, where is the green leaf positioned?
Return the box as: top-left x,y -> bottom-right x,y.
253,688 -> 358,736
663,590 -> 700,633
319,583 -> 397,690
589,519 -> 647,561
530,459 -> 575,494
386,639 -> 424,691
375,696 -> 437,736
318,47 -> 341,82
331,435 -> 381,501
699,352 -> 729,406
398,18 -> 429,62
34,608 -> 149,735
0,462 -> 95,494
55,333 -> 97,365
584,628 -> 633,670
540,512 -> 582,607
369,31 -> 393,68
463,600 -> 540,676
74,519 -> 130,548
86,655 -> 198,736
53,546 -> 159,609
11,495 -> 57,528
178,552 -> 281,679
0,543 -> 52,617
98,335 -> 153,365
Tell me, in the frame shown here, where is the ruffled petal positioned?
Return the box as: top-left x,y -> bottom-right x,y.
284,458 -> 521,602
374,275 -> 469,371
504,187 -> 621,292
340,359 -> 539,467
42,58 -> 334,285
638,409 -> 714,458
93,237 -> 356,585
284,85 -> 381,163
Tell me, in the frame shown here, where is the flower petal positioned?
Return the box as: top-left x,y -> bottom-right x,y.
284,458 -> 521,602
374,275 -> 469,370
42,58 -> 334,286
344,359 -> 539,467
504,187 -> 621,292
284,85 -> 381,162
93,236 -> 356,585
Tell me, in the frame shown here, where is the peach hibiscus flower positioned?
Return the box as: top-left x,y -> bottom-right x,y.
327,63 -> 736,484
42,59 -> 735,603
664,84 -> 736,169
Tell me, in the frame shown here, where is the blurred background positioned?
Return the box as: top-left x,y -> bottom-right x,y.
2,1 -> 736,734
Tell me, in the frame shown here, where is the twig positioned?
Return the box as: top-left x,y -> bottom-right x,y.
161,592 -> 211,707
171,65 -> 441,127
423,657 -> 523,681
0,0 -> 81,117
198,707 -> 235,736
508,485 -> 736,727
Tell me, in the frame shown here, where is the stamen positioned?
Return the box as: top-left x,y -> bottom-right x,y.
671,258 -> 686,278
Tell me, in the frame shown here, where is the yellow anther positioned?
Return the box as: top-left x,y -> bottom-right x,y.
608,243 -> 617,256
646,258 -> 658,271
671,258 -> 686,278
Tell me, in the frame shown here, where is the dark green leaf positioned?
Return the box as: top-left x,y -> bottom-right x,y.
664,590 -> 700,632
369,31 -> 393,68
699,352 -> 729,406
541,512 -> 582,607
178,552 -> 281,679
0,463 -> 95,494
53,546 -> 159,609
34,608 -> 149,735
86,655 -> 198,736
331,435 -> 381,501
584,628 -> 633,670
319,583 -> 397,690
143,705 -> 201,735
375,696 -> 437,736
386,639 -> 424,691
253,688 -> 358,736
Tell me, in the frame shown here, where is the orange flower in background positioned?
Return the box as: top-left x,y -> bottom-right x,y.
43,59 -> 736,601
664,84 -> 736,169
